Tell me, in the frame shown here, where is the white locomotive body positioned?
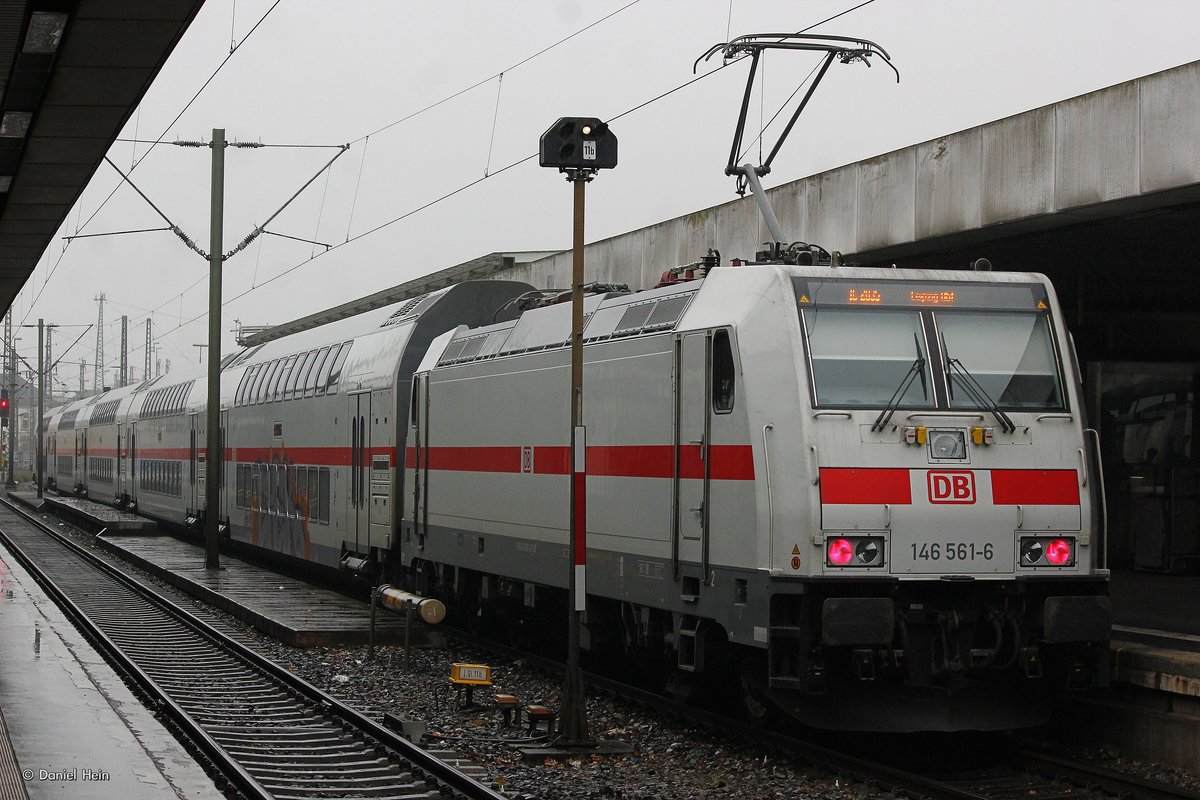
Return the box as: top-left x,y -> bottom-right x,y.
41,264 -> 1109,731
401,264 -> 1110,730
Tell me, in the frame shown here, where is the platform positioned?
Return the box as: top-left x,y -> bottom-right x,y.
9,491 -> 157,533
0,540 -> 222,800
1106,568 -> 1200,704
93,532 -> 412,648
5,489 -> 414,648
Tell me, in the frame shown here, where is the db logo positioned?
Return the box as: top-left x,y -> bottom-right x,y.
928,470 -> 975,504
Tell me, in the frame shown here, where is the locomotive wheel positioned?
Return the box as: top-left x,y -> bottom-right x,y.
738,658 -> 775,727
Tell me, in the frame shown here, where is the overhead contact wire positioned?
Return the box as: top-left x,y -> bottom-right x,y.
154,0 -> 883,340
97,0 -> 883,358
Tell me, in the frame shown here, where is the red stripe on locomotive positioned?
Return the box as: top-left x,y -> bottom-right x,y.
990,469 -> 1080,505
819,468 -> 913,504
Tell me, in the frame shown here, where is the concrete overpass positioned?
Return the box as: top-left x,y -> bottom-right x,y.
505,59 -> 1200,334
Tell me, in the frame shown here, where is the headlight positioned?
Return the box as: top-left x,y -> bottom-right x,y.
929,429 -> 966,460
826,536 -> 885,567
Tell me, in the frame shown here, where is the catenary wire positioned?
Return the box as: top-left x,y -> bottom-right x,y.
48,0 -> 882,370
127,0 -> 885,359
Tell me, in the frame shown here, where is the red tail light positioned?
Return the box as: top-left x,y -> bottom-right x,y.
1046,538 -> 1073,565
827,538 -> 855,565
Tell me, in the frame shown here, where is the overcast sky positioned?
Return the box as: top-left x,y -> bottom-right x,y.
14,0 -> 1200,392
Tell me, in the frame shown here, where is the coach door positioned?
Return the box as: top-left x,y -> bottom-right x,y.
409,374 -> 429,552
190,412 -> 202,513
116,422 -> 125,498
675,332 -> 710,594
368,389 -> 392,551
220,410 -> 229,523
347,392 -> 370,551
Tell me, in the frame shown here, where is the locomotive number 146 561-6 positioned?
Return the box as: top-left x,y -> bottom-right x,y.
910,542 -> 995,562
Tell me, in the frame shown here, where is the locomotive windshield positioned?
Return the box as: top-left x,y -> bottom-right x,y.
797,278 -> 1066,412
805,308 -> 932,407
938,312 -> 1063,410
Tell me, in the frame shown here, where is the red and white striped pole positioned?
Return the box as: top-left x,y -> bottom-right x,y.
561,171 -> 590,745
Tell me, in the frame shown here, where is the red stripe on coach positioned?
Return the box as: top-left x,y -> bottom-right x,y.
991,469 -> 1080,505
820,468 -> 912,504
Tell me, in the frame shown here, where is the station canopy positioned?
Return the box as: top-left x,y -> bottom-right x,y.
0,0 -> 204,316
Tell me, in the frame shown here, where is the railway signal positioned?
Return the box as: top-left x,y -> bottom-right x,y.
0,388 -> 8,426
540,116 -> 618,747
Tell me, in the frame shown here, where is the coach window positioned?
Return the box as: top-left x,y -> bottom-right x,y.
292,350 -> 318,399
306,347 -> 332,396
266,360 -> 287,402
318,467 -> 330,523
238,367 -> 252,405
250,362 -> 271,404
313,344 -> 339,395
258,360 -> 280,403
325,342 -> 352,393
712,330 -> 735,413
286,352 -> 311,399
315,343 -> 343,395
247,363 -> 264,404
235,366 -> 252,406
258,463 -> 268,510
307,468 -> 319,519
275,355 -> 298,401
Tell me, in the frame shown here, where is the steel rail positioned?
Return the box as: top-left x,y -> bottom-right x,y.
1015,750 -> 1200,800
0,497 -> 504,800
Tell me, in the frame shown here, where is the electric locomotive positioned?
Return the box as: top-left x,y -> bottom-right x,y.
401,258 -> 1110,732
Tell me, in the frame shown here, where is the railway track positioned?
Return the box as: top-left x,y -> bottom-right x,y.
0,497 -> 503,800
11,494 -> 1199,800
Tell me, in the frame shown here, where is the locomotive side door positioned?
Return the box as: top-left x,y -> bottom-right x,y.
675,332 -> 709,592
347,392 -> 370,552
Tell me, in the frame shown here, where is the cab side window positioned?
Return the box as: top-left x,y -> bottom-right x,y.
712,330 -> 735,413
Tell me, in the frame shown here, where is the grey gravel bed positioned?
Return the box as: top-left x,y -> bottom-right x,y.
257,638 -> 863,800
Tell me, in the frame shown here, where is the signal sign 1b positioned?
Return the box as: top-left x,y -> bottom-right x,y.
539,117 -> 617,171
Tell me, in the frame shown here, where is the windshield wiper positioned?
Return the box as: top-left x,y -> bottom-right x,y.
872,333 -> 926,432
941,334 -> 1016,433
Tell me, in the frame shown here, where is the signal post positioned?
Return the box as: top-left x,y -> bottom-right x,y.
539,118 -> 617,746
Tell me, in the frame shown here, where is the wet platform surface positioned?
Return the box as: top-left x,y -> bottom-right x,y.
6,491 -> 409,648
36,494 -> 157,532
0,540 -> 222,800
94,532 -> 410,647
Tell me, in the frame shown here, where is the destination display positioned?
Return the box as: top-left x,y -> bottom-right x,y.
794,278 -> 1049,311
